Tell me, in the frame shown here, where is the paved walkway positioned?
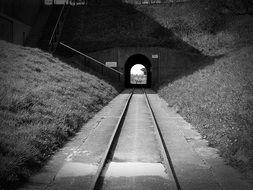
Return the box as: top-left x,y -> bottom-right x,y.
19,89 -> 252,190
99,89 -> 177,190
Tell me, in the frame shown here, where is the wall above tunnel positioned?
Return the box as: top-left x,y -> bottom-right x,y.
87,46 -> 203,89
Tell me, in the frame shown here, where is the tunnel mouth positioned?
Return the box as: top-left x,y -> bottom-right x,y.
130,64 -> 147,85
125,54 -> 151,88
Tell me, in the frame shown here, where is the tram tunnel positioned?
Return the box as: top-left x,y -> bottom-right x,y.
124,54 -> 151,88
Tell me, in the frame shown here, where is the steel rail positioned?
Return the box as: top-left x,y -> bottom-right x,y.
143,88 -> 181,190
49,1 -> 67,46
59,42 -> 123,75
89,88 -> 134,190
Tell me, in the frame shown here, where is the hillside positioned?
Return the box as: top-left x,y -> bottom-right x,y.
0,40 -> 118,189
136,1 -> 253,56
159,46 -> 253,182
135,1 -> 253,183
58,1 -> 199,53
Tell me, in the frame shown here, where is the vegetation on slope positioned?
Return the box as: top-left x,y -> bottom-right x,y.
159,46 -> 253,182
59,0 -> 198,53
139,0 -> 253,182
136,0 -> 253,56
0,40 -> 118,188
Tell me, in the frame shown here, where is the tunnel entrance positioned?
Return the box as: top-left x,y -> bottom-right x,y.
130,64 -> 147,85
125,54 -> 151,88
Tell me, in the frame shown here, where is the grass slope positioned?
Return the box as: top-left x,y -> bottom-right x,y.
135,1 -> 253,182
159,46 -> 253,181
59,1 -> 198,53
136,2 -> 253,56
0,40 -> 118,188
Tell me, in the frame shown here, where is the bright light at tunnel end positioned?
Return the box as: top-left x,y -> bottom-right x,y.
131,64 -> 145,75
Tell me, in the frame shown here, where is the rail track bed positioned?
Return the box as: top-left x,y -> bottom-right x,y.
20,89 -> 252,190
90,88 -> 179,190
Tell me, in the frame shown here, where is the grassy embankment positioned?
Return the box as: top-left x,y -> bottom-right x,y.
137,2 -> 253,182
0,40 -> 118,188
58,1 -> 198,53
137,2 -> 253,56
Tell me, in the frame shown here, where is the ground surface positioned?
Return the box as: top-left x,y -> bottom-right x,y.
19,89 -> 252,190
100,89 -> 176,190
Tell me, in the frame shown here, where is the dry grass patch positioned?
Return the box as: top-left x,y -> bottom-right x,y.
0,40 -> 118,188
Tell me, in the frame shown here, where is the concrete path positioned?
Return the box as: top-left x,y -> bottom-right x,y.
99,89 -> 177,190
19,89 -> 252,190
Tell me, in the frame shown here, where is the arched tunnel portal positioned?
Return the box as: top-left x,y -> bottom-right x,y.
125,54 -> 151,88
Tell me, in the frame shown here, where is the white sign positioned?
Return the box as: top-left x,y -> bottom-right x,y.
106,62 -> 117,68
44,0 -> 53,5
152,54 -> 159,59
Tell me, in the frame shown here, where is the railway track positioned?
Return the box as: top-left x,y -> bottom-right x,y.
20,88 -> 252,190
89,88 -> 181,190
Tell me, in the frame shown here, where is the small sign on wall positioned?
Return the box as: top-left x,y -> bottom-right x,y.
106,62 -> 117,68
44,0 -> 53,5
152,54 -> 159,59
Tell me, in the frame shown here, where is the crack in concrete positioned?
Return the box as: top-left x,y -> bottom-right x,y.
42,117 -> 105,190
